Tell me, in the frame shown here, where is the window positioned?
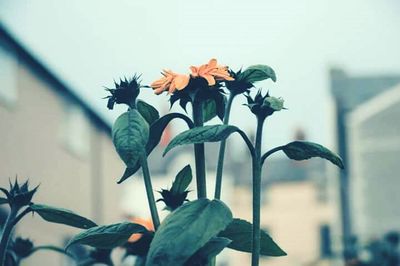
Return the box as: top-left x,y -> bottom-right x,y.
319,224 -> 333,258
0,44 -> 17,107
60,102 -> 90,158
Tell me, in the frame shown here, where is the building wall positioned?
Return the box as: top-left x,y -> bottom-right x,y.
348,85 -> 400,242
230,181 -> 338,266
0,37 -> 124,265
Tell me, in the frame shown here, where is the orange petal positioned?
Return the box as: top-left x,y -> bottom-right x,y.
190,66 -> 199,76
202,74 -> 216,86
207,58 -> 217,68
174,75 -> 190,90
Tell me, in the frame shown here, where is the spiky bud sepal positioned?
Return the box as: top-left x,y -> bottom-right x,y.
244,90 -> 285,119
157,189 -> 190,211
0,179 -> 38,208
104,74 -> 142,110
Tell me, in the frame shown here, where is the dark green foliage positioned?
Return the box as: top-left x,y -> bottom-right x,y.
124,232 -> 154,257
112,109 -> 149,168
66,222 -> 148,250
31,204 -> 97,229
238,64 -> 276,83
171,165 -> 192,195
10,237 -> 33,259
245,90 -> 285,119
184,237 -> 231,266
0,180 -> 38,208
145,199 -> 233,266
137,100 -> 160,125
117,113 -> 193,184
219,218 -> 287,256
0,197 -> 7,205
104,75 -> 141,110
163,125 -> 241,156
282,141 -> 344,169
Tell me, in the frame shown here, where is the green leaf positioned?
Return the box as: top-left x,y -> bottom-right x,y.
112,109 -> 149,168
239,64 -> 277,83
137,100 -> 160,126
202,99 -> 217,122
219,218 -> 287,256
171,165 -> 192,194
31,204 -> 97,229
146,199 -> 233,266
263,96 -> 285,111
116,113 -> 193,184
66,222 -> 147,250
184,237 -> 231,266
0,197 -> 8,205
282,141 -> 344,169
164,125 -> 242,156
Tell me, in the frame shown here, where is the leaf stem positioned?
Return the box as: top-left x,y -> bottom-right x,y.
252,117 -> 265,266
0,206 -> 18,266
140,154 -> 160,230
214,93 -> 235,199
192,100 -> 207,198
260,145 -> 285,166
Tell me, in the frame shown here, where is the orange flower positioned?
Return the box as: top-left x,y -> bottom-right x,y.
128,217 -> 154,242
190,58 -> 234,86
150,69 -> 190,95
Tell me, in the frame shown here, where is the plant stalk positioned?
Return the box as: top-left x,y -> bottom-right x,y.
214,93 -> 235,199
140,154 -> 160,230
192,100 -> 207,198
251,117 -> 265,266
0,207 -> 18,266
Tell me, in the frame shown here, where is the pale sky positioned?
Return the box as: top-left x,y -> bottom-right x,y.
1,0 -> 399,152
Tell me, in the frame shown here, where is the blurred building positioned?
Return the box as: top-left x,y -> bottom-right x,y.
330,68 -> 400,254
347,84 -> 400,241
228,131 -> 341,266
0,24 -> 124,265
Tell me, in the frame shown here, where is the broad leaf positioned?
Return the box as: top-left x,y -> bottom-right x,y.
184,237 -> 231,265
164,125 -> 241,156
0,197 -> 8,205
202,99 -> 217,122
239,65 -> 277,83
137,100 -> 160,126
66,222 -> 147,249
112,109 -> 149,168
146,199 -> 233,266
219,218 -> 286,256
282,141 -> 344,169
171,165 -> 192,194
116,113 -> 193,184
31,204 -> 97,229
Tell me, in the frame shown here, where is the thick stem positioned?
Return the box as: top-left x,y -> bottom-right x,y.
214,93 -> 235,199
192,100 -> 207,198
140,155 -> 160,230
0,207 -> 18,266
251,118 -> 265,266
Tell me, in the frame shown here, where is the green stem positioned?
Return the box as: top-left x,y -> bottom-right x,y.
260,145 -> 285,166
192,100 -> 207,198
0,207 -> 18,266
252,117 -> 265,266
214,93 -> 235,199
140,154 -> 160,230
30,245 -> 76,260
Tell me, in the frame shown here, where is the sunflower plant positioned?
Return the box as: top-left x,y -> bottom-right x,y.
0,59 -> 344,266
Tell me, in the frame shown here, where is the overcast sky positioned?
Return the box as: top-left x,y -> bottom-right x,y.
1,0 -> 399,152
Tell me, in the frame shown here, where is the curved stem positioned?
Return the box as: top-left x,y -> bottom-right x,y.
252,117 -> 265,266
12,207 -> 32,226
260,146 -> 285,166
214,93 -> 235,199
30,245 -> 76,260
140,154 -> 160,230
0,207 -> 18,266
192,100 -> 207,198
